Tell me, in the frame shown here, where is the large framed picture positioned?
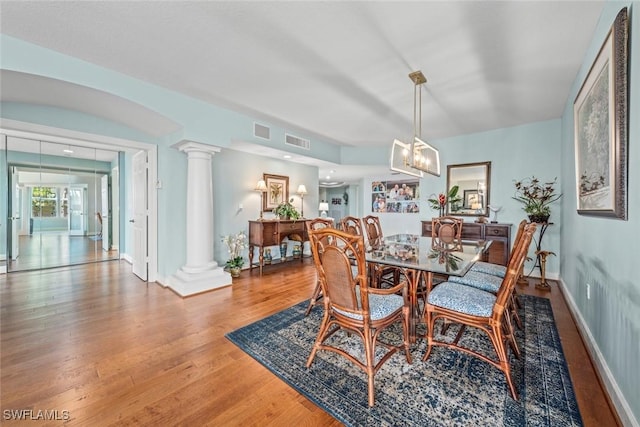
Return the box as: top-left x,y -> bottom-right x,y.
263,173 -> 289,212
573,7 -> 628,220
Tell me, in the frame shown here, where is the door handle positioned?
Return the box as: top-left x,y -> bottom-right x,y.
129,219 -> 135,223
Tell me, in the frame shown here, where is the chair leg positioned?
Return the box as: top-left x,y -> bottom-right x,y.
402,305 -> 413,364
422,309 -> 435,362
305,282 -> 322,316
306,309 -> 331,368
363,327 -> 376,407
489,324 -> 519,400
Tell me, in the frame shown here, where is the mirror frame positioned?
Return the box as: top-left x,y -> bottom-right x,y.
446,161 -> 491,218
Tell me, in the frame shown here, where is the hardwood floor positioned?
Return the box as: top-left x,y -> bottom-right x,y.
7,233 -> 118,272
0,260 -> 619,426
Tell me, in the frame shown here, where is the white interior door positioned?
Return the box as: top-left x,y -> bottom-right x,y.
68,184 -> 87,236
10,167 -> 20,260
131,151 -> 148,281
111,166 -> 119,251
101,174 -> 110,251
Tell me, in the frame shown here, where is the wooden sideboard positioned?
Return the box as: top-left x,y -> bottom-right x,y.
421,220 -> 512,266
249,219 -> 310,275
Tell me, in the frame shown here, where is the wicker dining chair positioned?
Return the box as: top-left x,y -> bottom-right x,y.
446,219 -> 530,329
422,223 -> 537,400
304,218 -> 336,316
362,215 -> 401,288
306,227 -> 412,407
340,215 -> 364,237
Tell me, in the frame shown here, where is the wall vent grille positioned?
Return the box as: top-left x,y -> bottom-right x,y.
285,133 -> 310,150
253,123 -> 271,140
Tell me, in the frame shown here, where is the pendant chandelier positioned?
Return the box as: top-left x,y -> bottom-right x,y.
390,70 -> 440,177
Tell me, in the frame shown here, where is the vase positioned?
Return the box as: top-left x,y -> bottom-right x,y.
264,248 -> 272,264
279,242 -> 288,259
229,266 -> 241,278
292,244 -> 302,259
528,214 -> 550,223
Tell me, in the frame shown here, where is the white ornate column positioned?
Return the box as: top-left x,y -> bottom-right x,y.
169,140 -> 231,296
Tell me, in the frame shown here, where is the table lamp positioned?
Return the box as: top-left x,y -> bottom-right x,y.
255,180 -> 268,220
319,202 -> 329,218
297,184 -> 307,217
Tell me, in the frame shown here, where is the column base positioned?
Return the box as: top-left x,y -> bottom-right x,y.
169,266 -> 231,297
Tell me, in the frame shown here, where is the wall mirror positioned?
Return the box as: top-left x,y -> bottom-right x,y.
446,161 -> 491,218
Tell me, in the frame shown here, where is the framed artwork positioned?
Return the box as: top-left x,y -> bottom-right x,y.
370,179 -> 419,213
263,173 -> 289,212
463,190 -> 483,209
573,7 -> 628,220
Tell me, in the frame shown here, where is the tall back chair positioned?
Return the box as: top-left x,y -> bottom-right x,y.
422,223 -> 537,400
304,218 -> 336,316
306,227 -> 412,407
340,215 -> 363,237
362,215 -> 384,249
431,216 -> 463,244
362,215 -> 401,288
470,219 -> 528,277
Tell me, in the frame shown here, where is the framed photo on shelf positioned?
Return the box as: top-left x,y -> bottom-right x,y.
263,173 -> 289,212
573,7 -> 628,220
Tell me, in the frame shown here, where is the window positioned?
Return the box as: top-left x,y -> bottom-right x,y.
32,186 -> 58,217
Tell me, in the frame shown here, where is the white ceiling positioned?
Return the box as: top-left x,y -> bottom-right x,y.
0,1 -> 605,183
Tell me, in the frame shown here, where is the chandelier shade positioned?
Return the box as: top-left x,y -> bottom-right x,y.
390,70 -> 440,177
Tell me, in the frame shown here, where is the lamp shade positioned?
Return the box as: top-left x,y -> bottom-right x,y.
297,184 -> 307,195
255,180 -> 267,192
319,202 -> 329,211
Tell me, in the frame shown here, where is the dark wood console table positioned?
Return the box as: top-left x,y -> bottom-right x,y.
249,219 -> 310,276
421,220 -> 512,266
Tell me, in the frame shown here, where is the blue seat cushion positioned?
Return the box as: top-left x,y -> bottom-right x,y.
428,281 -> 496,317
470,261 -> 506,278
334,291 -> 404,321
447,270 -> 503,293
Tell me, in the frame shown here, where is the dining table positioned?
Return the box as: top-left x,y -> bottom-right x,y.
365,234 -> 491,342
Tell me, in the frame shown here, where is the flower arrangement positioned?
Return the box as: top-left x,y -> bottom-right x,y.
221,231 -> 248,269
428,185 -> 462,216
513,176 -> 562,222
272,198 -> 301,220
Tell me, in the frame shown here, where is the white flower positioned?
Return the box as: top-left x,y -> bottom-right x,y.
221,231 -> 248,262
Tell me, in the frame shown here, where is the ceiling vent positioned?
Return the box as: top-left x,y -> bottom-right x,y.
285,133 -> 310,150
253,122 -> 271,140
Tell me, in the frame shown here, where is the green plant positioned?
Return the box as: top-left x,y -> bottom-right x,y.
221,231 -> 247,268
428,185 -> 462,214
273,198 -> 300,219
513,176 -> 562,217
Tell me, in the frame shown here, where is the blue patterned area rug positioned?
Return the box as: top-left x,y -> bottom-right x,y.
226,295 -> 582,426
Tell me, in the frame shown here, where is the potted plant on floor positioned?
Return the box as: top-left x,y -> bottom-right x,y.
221,231 -> 247,277
513,176 -> 562,223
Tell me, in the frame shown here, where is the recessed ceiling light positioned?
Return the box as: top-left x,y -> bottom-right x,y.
326,175 -> 331,179
63,149 -> 74,153
283,154 -> 291,159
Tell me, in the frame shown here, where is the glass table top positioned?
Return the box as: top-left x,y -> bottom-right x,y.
365,234 -> 490,277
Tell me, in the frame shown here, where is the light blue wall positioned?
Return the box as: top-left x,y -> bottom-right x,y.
361,120 -> 562,276
1,4 -> 638,421
559,2 -> 639,423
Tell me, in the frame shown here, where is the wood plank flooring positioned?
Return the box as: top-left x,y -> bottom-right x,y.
6,233 -> 118,272
0,260 -> 619,426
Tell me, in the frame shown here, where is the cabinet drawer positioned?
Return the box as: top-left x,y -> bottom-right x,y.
280,221 -> 305,234
460,223 -> 483,240
485,225 -> 509,238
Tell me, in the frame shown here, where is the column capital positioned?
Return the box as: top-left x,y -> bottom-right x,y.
172,140 -> 222,155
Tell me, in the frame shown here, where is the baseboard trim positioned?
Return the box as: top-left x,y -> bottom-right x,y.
557,278 -> 638,427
